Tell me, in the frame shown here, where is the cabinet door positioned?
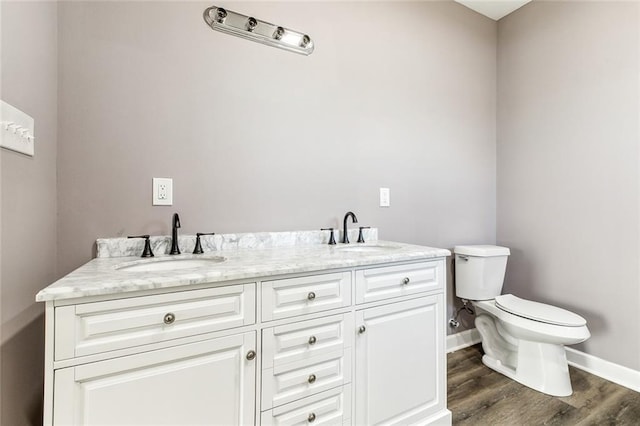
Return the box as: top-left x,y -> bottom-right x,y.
355,296 -> 445,425
53,332 -> 256,425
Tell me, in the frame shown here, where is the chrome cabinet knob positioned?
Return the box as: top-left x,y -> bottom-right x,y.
308,374 -> 316,384
402,277 -> 410,285
308,413 -> 316,423
308,336 -> 317,345
163,313 -> 175,324
307,292 -> 316,301
358,325 -> 366,334
246,350 -> 256,361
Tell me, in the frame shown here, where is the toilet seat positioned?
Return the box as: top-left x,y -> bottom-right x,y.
495,294 -> 586,327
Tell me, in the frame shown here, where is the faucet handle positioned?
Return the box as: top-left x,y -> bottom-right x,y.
357,227 -> 371,243
320,228 -> 337,245
193,232 -> 216,254
127,235 -> 154,258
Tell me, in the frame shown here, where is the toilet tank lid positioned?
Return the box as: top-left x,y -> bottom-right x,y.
454,245 -> 510,257
495,294 -> 587,327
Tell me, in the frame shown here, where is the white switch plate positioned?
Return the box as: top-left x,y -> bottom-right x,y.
380,187 -> 390,207
1,100 -> 35,157
153,178 -> 173,206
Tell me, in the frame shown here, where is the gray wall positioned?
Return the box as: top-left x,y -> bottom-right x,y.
1,1 -> 58,424
5,1 -> 640,421
497,1 -> 640,370
57,1 -> 497,330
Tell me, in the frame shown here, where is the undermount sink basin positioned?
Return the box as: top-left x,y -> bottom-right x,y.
337,244 -> 400,253
115,256 -> 226,272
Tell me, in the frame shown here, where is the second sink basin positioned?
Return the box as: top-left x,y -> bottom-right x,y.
116,256 -> 226,273
337,244 -> 400,253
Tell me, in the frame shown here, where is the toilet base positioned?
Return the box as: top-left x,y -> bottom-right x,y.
476,314 -> 574,397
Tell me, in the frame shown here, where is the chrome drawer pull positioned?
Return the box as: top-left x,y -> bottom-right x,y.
402,277 -> 410,285
307,292 -> 316,301
308,374 -> 317,384
308,413 -> 316,423
246,350 -> 256,361
308,336 -> 317,345
358,325 -> 366,334
163,313 -> 176,324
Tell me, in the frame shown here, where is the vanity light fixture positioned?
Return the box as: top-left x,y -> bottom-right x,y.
203,6 -> 314,55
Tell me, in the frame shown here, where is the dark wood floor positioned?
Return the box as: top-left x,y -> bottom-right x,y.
448,345 -> 640,425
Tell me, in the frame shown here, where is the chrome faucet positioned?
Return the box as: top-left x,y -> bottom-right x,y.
342,211 -> 358,244
170,213 -> 181,255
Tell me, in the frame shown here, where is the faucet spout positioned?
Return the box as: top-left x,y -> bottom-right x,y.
342,211 -> 358,244
170,213 -> 181,255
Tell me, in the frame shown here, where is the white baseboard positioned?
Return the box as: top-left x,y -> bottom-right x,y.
566,347 -> 640,393
446,328 -> 640,393
446,328 -> 481,353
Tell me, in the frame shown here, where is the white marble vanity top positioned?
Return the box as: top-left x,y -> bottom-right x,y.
36,230 -> 450,302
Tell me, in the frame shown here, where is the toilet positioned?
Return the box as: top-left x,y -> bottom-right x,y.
454,245 -> 590,397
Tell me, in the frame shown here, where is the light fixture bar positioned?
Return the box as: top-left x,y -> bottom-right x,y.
203,6 -> 314,56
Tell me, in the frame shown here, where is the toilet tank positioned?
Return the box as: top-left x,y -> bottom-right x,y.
454,245 -> 510,300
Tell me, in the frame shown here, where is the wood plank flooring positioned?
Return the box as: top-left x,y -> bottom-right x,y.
448,345 -> 640,425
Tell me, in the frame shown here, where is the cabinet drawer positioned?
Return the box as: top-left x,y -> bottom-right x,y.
55,284 -> 256,360
355,261 -> 443,304
262,272 -> 351,321
262,348 -> 351,410
261,385 -> 352,426
263,313 -> 353,370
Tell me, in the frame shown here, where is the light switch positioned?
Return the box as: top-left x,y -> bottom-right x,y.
380,187 -> 390,207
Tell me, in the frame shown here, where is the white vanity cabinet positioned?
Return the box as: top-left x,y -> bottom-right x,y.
353,261 -> 448,425
259,273 -> 354,424
43,257 -> 450,425
44,283 -> 259,426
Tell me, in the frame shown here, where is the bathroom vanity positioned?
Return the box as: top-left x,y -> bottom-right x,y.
37,230 -> 451,425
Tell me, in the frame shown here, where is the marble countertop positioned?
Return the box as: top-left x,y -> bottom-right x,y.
36,233 -> 450,302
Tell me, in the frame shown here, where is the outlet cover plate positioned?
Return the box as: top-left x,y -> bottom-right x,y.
153,178 -> 173,206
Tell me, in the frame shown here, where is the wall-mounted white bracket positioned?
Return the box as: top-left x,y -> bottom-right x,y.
1,100 -> 35,157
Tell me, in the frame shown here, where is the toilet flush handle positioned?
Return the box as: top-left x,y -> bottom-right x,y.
458,255 -> 469,262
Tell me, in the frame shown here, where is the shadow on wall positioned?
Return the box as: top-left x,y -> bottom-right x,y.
501,247 -> 606,354
2,313 -> 44,426
560,305 -> 604,354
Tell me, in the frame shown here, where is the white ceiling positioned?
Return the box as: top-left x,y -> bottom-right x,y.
454,0 -> 532,21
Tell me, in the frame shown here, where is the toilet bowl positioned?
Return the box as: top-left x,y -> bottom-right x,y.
454,245 -> 590,397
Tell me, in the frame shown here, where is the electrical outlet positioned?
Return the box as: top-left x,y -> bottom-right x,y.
158,183 -> 168,200
379,187 -> 390,207
153,178 -> 173,206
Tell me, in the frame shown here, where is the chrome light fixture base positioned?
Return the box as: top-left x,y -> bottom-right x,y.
203,6 -> 314,56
